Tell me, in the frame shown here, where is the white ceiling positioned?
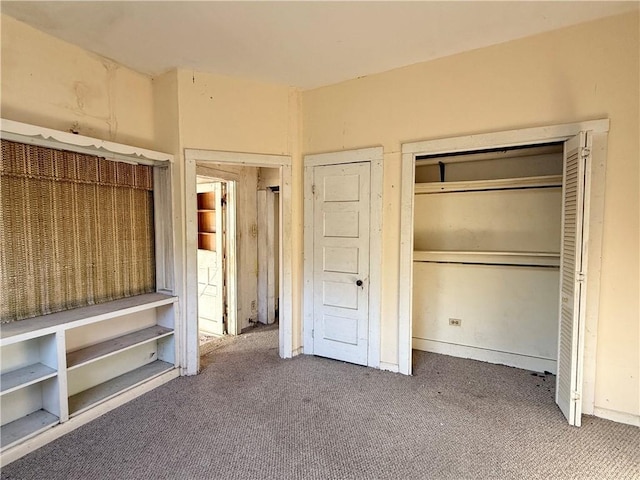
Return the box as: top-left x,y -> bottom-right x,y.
2,1 -> 638,89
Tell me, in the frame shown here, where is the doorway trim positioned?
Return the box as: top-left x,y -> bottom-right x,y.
185,149 -> 293,375
303,147 -> 384,368
398,119 -> 609,414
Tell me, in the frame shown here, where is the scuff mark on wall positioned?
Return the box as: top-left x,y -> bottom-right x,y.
74,81 -> 89,111
102,59 -> 119,140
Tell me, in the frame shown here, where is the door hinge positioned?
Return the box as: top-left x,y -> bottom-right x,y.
571,390 -> 581,401
311,184 -> 316,195
311,329 -> 314,339
577,273 -> 586,283
581,148 -> 591,159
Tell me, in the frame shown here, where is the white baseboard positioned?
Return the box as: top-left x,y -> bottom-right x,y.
379,362 -> 399,373
413,338 -> 557,374
0,369 -> 180,467
593,406 -> 640,427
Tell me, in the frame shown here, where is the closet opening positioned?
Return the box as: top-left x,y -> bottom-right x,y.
412,143 -> 564,382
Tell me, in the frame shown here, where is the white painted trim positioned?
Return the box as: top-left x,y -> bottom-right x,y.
266,189 -> 276,325
379,362 -> 399,373
257,188 -> 277,324
303,146 -> 383,369
398,151 -> 416,375
592,407 -> 640,427
413,338 -> 557,374
399,119 -> 609,404
257,190 -> 268,324
304,147 -> 383,167
184,149 -> 294,374
185,148 -> 290,167
0,369 -> 179,467
368,155 -> 383,369
0,119 -> 173,165
402,119 -> 609,155
226,181 -> 239,337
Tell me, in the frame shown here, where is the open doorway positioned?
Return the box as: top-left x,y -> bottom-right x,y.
184,149 -> 293,375
196,177 -> 232,355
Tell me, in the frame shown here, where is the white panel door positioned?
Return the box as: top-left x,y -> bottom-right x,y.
198,183 -> 225,336
556,131 -> 591,426
312,162 -> 371,365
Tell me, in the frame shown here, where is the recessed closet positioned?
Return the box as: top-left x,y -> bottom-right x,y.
412,144 -> 563,374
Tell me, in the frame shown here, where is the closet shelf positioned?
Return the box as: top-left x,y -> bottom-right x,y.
67,326 -> 173,370
68,360 -> 174,417
1,364 -> 57,396
414,175 -> 562,194
0,410 -> 58,450
413,250 -> 560,267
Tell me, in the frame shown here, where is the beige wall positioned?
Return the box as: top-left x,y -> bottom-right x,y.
172,70 -> 303,348
303,11 -> 639,419
1,15 -> 156,150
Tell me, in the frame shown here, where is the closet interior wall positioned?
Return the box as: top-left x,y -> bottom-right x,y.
412,145 -> 563,373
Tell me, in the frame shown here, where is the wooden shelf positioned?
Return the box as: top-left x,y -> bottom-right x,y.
198,232 -> 216,251
197,191 -> 216,210
68,360 -> 174,417
1,293 -> 177,345
1,364 -> 57,396
67,326 -> 173,370
413,250 -> 560,267
415,175 -> 562,194
1,410 -> 58,450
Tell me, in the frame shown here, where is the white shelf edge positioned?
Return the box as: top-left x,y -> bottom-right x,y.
0,410 -> 59,451
67,326 -> 174,370
413,250 -> 560,267
68,361 -> 175,417
1,293 -> 177,346
0,364 -> 57,396
414,175 -> 562,194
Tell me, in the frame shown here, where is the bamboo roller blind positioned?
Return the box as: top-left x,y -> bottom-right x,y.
0,139 -> 155,323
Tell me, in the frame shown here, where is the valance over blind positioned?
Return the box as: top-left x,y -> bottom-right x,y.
0,139 -> 156,323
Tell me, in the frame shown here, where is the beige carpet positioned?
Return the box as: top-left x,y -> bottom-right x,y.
2,324 -> 638,479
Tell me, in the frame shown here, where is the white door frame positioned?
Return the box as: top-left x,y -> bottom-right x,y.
258,188 -> 277,325
303,147 -> 384,368
398,120 -> 609,417
185,149 -> 293,375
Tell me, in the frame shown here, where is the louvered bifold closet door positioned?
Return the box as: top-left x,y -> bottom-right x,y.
556,131 -> 591,427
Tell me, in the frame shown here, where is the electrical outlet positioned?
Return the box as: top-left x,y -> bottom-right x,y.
449,318 -> 462,327
251,300 -> 257,312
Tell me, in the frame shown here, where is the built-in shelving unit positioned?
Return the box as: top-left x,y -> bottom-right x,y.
0,293 -> 178,456
1,119 -> 179,467
198,191 -> 216,251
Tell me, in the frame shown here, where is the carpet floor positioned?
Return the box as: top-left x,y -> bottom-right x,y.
2,324 -> 638,480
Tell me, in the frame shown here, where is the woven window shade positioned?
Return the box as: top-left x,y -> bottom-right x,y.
0,139 -> 155,323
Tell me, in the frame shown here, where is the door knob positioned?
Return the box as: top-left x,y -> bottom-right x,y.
356,279 -> 363,287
